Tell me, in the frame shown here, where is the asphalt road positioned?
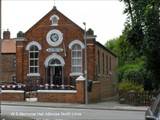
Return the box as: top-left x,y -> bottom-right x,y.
1,105 -> 145,120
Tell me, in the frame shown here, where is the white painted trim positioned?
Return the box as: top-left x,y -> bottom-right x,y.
27,73 -> 40,76
76,75 -> 85,81
44,53 -> 65,67
26,41 -> 42,50
70,72 -> 83,76
15,38 -> 25,41
87,44 -> 94,46
86,35 -> 97,39
37,90 -> 77,93
26,98 -> 38,102
69,40 -> 85,49
2,90 -> 24,93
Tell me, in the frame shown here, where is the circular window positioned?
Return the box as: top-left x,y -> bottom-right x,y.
46,29 -> 63,46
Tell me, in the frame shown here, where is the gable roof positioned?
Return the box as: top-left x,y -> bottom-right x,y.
95,41 -> 117,57
25,7 -> 84,35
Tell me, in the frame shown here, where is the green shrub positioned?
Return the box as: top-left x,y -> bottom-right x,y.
118,57 -> 146,84
118,81 -> 144,92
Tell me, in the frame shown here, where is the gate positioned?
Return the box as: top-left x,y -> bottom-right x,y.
24,76 -> 39,102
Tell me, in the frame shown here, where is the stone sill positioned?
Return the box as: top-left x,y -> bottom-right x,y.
1,90 -> 24,93
37,90 -> 77,93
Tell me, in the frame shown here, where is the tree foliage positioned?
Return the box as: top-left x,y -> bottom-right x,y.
106,0 -> 160,90
120,0 -> 160,90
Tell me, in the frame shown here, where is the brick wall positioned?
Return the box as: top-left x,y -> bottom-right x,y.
0,54 -> 16,83
37,80 -> 85,103
0,90 -> 24,101
91,44 -> 117,101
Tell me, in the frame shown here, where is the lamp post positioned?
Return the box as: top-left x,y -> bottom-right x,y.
83,22 -> 88,104
0,87 -> 1,119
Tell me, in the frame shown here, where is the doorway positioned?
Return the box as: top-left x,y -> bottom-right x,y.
47,58 -> 64,86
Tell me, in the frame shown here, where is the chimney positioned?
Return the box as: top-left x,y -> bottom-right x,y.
3,29 -> 10,39
86,28 -> 97,42
17,31 -> 25,38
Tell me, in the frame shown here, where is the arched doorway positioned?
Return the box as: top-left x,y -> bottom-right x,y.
48,58 -> 63,85
44,53 -> 65,87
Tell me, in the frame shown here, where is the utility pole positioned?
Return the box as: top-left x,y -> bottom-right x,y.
83,22 -> 88,104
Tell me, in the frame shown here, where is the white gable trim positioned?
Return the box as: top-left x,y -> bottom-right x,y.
26,41 -> 42,50
69,40 -> 85,49
44,53 -> 65,67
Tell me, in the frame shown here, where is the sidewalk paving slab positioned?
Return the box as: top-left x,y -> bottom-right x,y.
1,101 -> 148,112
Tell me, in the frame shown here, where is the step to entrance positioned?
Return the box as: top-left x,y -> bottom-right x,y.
25,98 -> 38,102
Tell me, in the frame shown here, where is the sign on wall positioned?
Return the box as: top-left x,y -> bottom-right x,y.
46,48 -> 63,53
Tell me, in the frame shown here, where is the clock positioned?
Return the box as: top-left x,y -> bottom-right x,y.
46,29 -> 63,46
50,33 -> 59,42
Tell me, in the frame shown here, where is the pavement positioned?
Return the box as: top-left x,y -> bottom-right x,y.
1,100 -> 148,112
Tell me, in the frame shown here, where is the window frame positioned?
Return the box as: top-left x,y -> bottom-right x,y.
29,45 -> 39,74
71,44 -> 83,76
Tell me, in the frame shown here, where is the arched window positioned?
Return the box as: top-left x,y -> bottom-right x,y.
50,14 -> 59,26
71,44 -> 83,75
49,58 -> 61,66
29,45 -> 39,74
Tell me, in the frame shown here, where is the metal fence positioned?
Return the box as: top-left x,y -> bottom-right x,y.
119,90 -> 159,106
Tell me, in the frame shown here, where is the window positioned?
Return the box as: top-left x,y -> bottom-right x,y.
50,15 -> 59,26
102,53 -> 104,74
71,44 -> 82,74
106,55 -> 109,74
29,45 -> 39,73
109,56 -> 112,71
49,58 -> 61,66
98,50 -> 100,73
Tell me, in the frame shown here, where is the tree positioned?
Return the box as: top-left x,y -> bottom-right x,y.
120,0 -> 160,89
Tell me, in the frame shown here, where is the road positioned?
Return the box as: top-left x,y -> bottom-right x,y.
1,105 -> 145,120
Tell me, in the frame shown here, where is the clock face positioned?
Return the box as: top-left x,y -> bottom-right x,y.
50,33 -> 59,42
46,29 -> 63,47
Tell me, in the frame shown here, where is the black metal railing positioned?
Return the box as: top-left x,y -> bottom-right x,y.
119,90 -> 159,106
0,83 -> 25,90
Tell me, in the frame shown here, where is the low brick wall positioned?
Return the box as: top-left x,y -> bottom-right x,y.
37,90 -> 77,103
0,90 -> 25,101
37,80 -> 85,103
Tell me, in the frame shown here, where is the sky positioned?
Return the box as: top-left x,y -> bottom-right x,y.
2,0 -> 126,45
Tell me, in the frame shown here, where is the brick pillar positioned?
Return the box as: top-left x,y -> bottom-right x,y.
76,76 -> 85,103
16,41 -> 24,83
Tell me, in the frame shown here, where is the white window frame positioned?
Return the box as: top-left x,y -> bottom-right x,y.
70,44 -> 83,76
26,41 -> 41,76
44,53 -> 65,67
69,40 -> 84,76
29,46 -> 39,74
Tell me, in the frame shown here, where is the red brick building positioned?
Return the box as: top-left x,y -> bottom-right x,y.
0,30 -> 16,83
0,7 -> 117,103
